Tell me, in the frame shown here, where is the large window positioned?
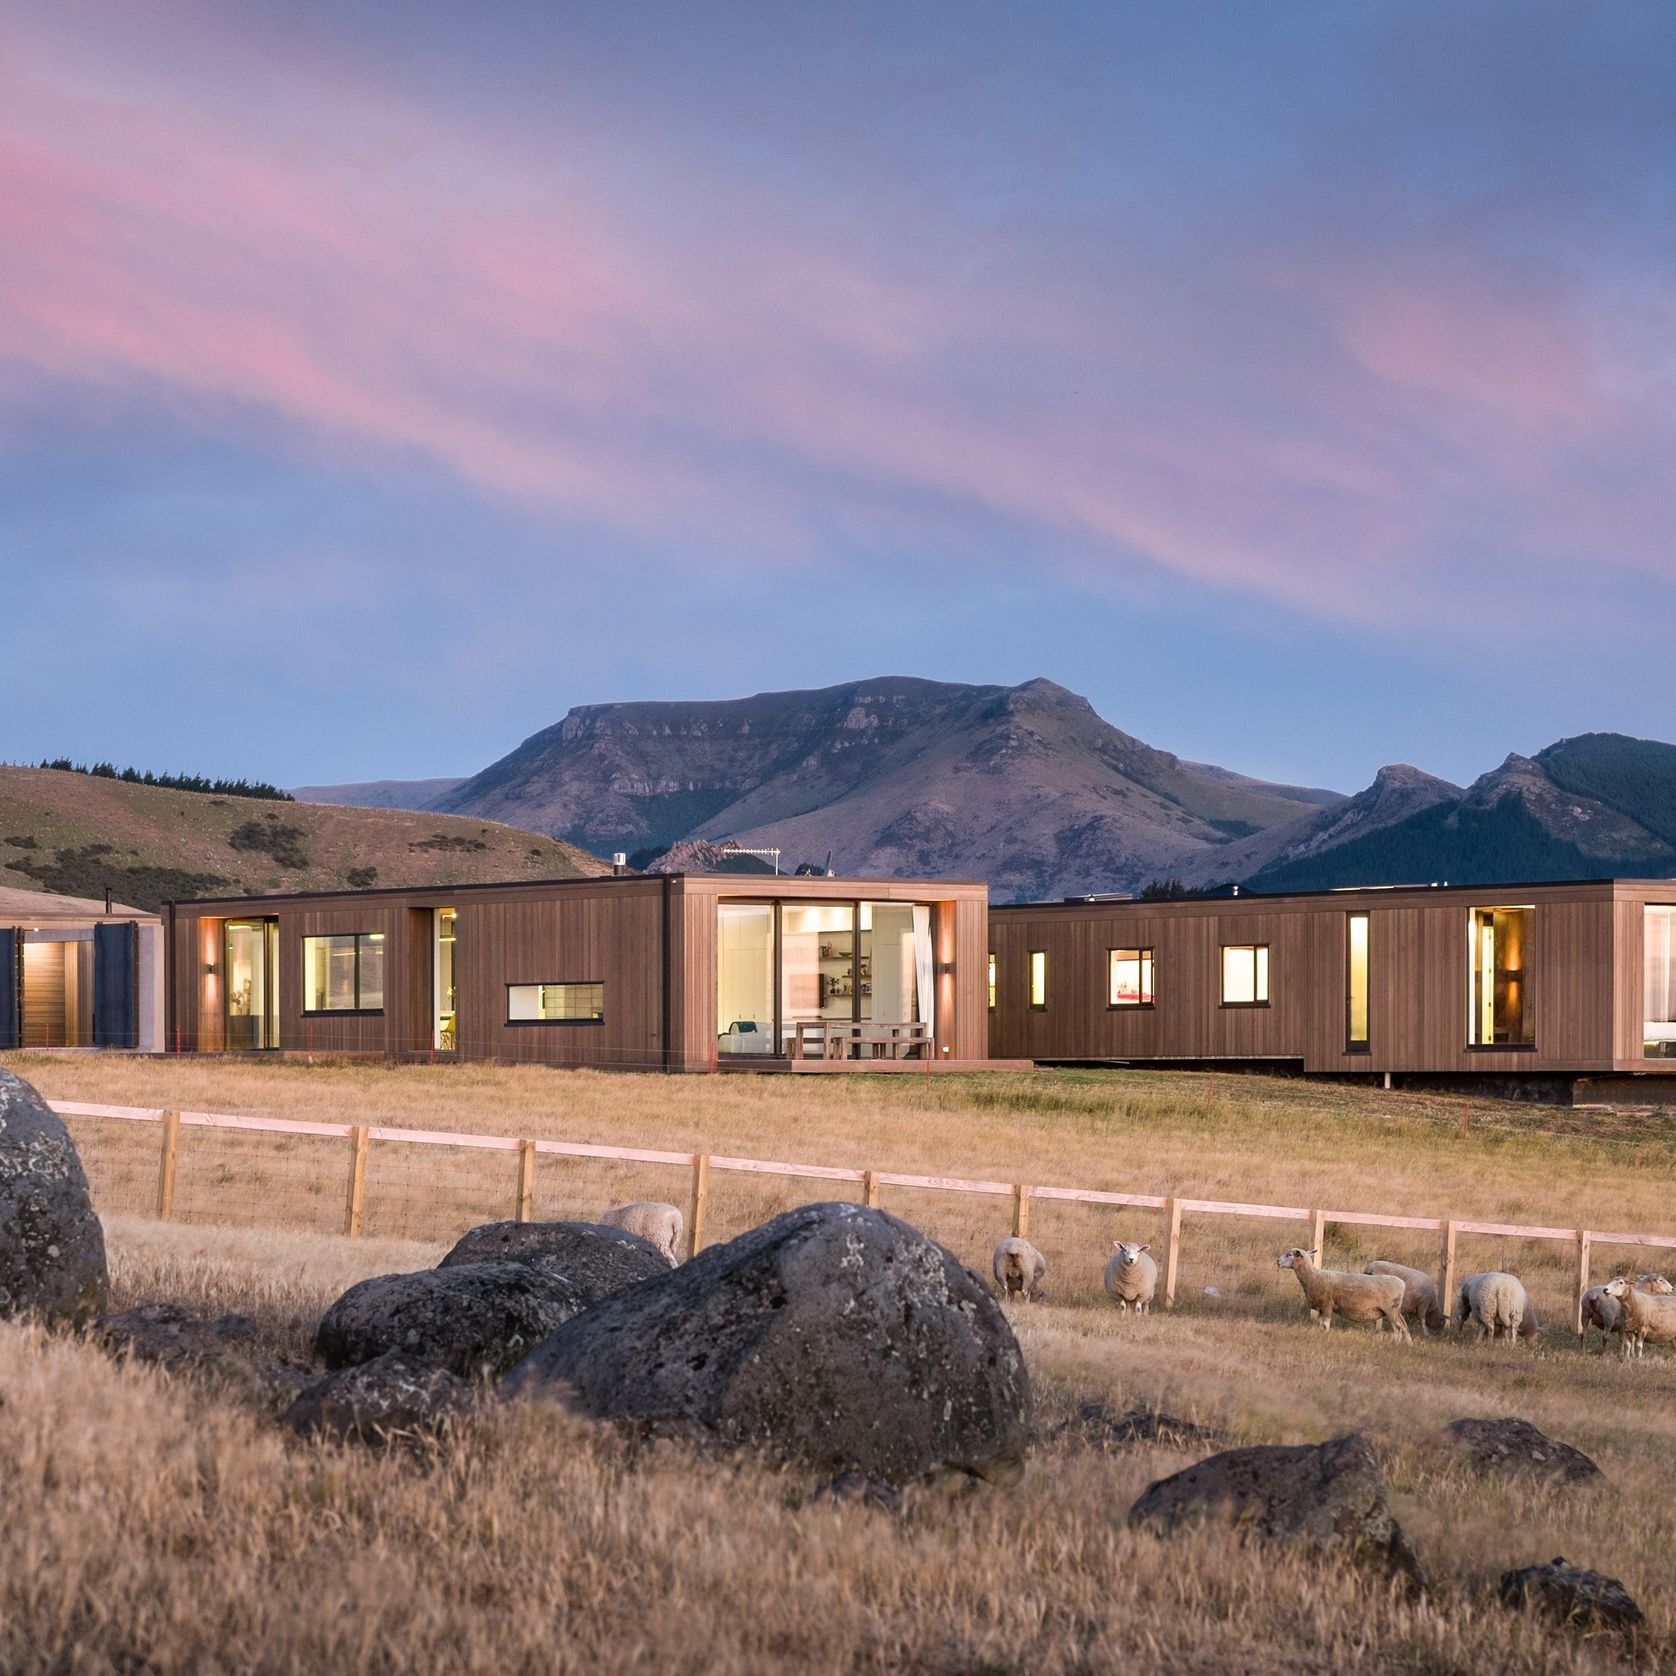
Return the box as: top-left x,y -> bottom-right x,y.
1645,906 -> 1676,1059
1109,948 -> 1155,1007
1221,943 -> 1269,1007
1469,907 -> 1533,1047
303,932 -> 384,1014
1029,949 -> 1047,1010
1346,913 -> 1369,1050
508,982 -> 604,1023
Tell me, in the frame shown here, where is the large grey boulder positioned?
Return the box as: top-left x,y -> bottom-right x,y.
1445,1417 -> 1603,1487
1499,1556 -> 1643,1636
284,1350 -> 476,1446
437,1219 -> 671,1301
98,1301 -> 310,1415
1130,1433 -> 1425,1588
0,1067 -> 108,1325
502,1201 -> 1032,1485
316,1262 -> 589,1380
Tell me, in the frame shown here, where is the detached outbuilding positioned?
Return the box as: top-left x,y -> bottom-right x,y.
0,887 -> 164,1052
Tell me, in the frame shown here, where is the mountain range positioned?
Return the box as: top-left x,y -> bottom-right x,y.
293,678 -> 1676,901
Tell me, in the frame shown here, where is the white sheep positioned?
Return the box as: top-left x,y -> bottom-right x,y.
1276,1248 -> 1410,1341
1103,1241 -> 1158,1313
1452,1270 -> 1540,1342
992,1236 -> 1047,1302
1364,1259 -> 1447,1336
1580,1274 -> 1673,1346
1603,1275 -> 1676,1360
598,1201 -> 684,1264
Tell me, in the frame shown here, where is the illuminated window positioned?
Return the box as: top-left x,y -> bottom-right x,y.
1108,948 -> 1155,1007
987,952 -> 997,1011
1221,944 -> 1269,1006
1028,950 -> 1047,1010
1469,908 -> 1533,1046
1346,913 -> 1369,1049
302,933 -> 384,1013
508,982 -> 604,1023
1645,906 -> 1676,1059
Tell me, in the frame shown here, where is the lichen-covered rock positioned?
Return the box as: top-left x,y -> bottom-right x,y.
1129,1432 -> 1425,1588
502,1202 -> 1031,1486
316,1262 -> 589,1380
1046,1400 -> 1225,1452
1445,1417 -> 1603,1486
0,1067 -> 108,1325
437,1219 -> 670,1301
284,1350 -> 476,1445
1499,1556 -> 1643,1635
97,1301 -> 311,1414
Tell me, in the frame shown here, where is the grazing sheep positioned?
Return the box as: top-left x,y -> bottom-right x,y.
1364,1259 -> 1447,1336
1276,1248 -> 1410,1341
1453,1271 -> 1540,1342
598,1201 -> 684,1264
1580,1274 -> 1674,1346
1603,1275 -> 1676,1360
1103,1242 -> 1158,1313
992,1237 -> 1047,1302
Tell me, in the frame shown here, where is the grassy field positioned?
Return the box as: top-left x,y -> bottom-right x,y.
3,1057 -> 1674,1671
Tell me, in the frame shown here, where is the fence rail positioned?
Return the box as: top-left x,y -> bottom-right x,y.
49,1100 -> 1676,1334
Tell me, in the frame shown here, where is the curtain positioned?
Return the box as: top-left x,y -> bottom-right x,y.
912,905 -> 933,1045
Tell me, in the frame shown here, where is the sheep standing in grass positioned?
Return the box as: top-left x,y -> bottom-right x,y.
1453,1271 -> 1540,1342
1580,1274 -> 1673,1347
1276,1248 -> 1410,1340
1364,1259 -> 1447,1336
1603,1276 -> 1676,1360
1103,1242 -> 1157,1314
599,1202 -> 684,1265
992,1237 -> 1047,1302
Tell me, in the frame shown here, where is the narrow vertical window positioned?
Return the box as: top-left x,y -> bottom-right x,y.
1028,949 -> 1047,1010
1469,907 -> 1534,1046
987,952 -> 997,1011
1643,906 -> 1676,1059
1346,912 -> 1369,1050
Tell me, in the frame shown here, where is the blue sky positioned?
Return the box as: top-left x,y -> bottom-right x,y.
2,1 -> 1672,793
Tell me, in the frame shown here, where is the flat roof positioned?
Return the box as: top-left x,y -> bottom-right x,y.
996,876 -> 1676,910
0,885 -> 157,921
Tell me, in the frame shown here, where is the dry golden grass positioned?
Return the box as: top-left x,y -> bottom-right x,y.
3,1213 -> 1673,1674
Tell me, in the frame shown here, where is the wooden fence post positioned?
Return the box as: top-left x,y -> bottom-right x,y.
156,1110 -> 181,1221
516,1140 -> 536,1223
688,1153 -> 710,1259
1012,1182 -> 1031,1240
1163,1195 -> 1182,1308
1440,1219 -> 1458,1319
1309,1208 -> 1326,1265
343,1124 -> 369,1237
863,1169 -> 880,1208
1574,1229 -> 1591,1337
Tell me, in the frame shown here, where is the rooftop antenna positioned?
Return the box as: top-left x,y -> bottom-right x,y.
823,849 -> 834,878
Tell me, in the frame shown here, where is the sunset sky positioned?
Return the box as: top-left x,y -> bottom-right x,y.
3,1 -> 1672,792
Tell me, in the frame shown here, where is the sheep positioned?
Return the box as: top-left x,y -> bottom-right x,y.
1276,1248 -> 1410,1341
1603,1275 -> 1676,1360
598,1201 -> 684,1264
1364,1259 -> 1447,1336
1452,1270 -> 1540,1342
1103,1241 -> 1157,1313
992,1236 -> 1047,1302
1580,1274 -> 1674,1347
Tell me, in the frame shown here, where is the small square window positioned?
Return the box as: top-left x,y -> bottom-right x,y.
1221,944 -> 1268,1007
1108,948 -> 1155,1007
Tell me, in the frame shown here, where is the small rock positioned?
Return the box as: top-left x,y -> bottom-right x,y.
1499,1556 -> 1643,1635
316,1262 -> 589,1380
96,1302 -> 310,1415
1129,1432 -> 1425,1589
437,1219 -> 671,1300
283,1351 -> 475,1446
810,1474 -> 902,1513
0,1068 -> 108,1326
1048,1401 -> 1225,1452
1445,1417 -> 1603,1486
502,1202 -> 1032,1486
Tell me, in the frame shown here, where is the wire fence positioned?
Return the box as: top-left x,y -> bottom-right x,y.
52,1098 -> 1676,1337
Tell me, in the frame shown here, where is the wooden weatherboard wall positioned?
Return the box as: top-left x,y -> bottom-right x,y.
987,879 -> 1676,1080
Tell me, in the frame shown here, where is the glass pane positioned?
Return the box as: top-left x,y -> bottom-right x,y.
327,936 -> 357,1010
987,953 -> 996,1010
435,909 -> 457,1051
1470,908 -> 1533,1045
1645,906 -> 1676,1058
783,903 -> 854,1039
717,903 -> 776,1055
359,934 -> 385,1011
1255,945 -> 1269,1002
1029,950 -> 1046,1008
303,937 -> 326,1013
1222,945 -> 1255,1004
1347,914 -> 1369,1045
867,903 -> 918,1026
508,984 -> 540,1021
225,921 -> 271,1049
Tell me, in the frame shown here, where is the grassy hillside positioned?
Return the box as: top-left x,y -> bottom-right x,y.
0,765 -> 608,910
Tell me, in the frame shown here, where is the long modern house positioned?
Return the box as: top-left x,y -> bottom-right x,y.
987,878 -> 1676,1098
162,873 -> 992,1070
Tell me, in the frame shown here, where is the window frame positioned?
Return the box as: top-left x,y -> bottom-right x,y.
505,980 -> 606,1026
1219,942 -> 1270,1009
1345,912 -> 1370,1053
301,931 -> 386,1016
1107,946 -> 1156,1010
1028,949 -> 1047,1011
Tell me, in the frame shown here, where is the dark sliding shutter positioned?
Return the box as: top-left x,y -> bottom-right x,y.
0,930 -> 18,1050
94,921 -> 137,1049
